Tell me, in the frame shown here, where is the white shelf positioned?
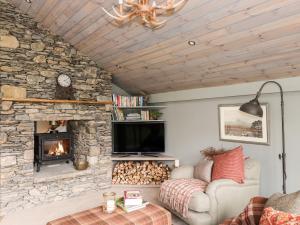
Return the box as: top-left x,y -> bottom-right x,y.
111,154 -> 178,162
112,120 -> 165,123
113,105 -> 166,109
111,184 -> 160,188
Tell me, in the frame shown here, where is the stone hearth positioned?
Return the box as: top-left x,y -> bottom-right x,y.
0,1 -> 112,216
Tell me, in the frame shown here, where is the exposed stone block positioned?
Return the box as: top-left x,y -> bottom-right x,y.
47,59 -> 58,64
86,124 -> 96,134
40,70 -> 57,77
89,146 -> 100,156
53,47 -> 64,54
0,35 -> 19,48
0,66 -> 23,72
59,61 -> 69,66
1,156 -> 17,167
73,84 -> 93,91
87,156 -> 98,166
0,109 -> 14,115
84,67 -> 98,77
97,96 -> 111,101
1,101 -> 13,110
25,109 -> 39,113
86,79 -> 97,85
0,133 -> 8,144
23,150 -> 33,160
1,85 -> 26,99
15,114 -> 30,120
105,104 -> 112,112
54,104 -> 73,110
20,43 -> 30,49
33,55 -> 46,63
0,29 -> 9,35
26,75 -> 45,84
31,41 -> 45,51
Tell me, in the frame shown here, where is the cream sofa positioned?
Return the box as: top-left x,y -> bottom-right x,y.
162,158 -> 260,225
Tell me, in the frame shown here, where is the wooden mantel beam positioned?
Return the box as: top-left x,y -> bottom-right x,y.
2,97 -> 112,105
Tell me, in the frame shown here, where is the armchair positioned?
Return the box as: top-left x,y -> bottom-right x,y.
162,158 -> 260,225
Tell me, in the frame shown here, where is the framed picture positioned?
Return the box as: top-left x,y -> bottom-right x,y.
218,104 -> 269,145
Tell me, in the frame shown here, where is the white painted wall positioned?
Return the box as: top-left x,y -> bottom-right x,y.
150,78 -> 300,196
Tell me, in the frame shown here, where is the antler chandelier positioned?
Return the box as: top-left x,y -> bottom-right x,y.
102,0 -> 187,29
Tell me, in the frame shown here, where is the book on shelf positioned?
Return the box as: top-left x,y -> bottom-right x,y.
141,110 -> 149,120
116,197 -> 149,213
113,107 -> 124,121
113,110 -> 151,121
112,94 -> 145,107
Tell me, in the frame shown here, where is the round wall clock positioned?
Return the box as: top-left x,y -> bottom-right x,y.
57,74 -> 72,87
55,74 -> 74,100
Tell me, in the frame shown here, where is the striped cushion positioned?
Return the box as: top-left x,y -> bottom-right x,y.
212,146 -> 245,183
221,196 -> 268,225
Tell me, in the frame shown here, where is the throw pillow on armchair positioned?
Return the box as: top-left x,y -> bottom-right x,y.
193,160 -> 213,183
212,145 -> 245,183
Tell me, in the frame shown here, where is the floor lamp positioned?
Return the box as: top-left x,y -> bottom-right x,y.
239,81 -> 287,194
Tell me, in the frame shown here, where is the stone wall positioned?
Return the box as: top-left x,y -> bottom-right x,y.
0,1 -> 112,216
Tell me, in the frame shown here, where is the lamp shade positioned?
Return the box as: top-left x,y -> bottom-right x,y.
239,98 -> 263,117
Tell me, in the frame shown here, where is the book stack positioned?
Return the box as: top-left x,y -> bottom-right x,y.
125,113 -> 141,120
112,94 -> 145,107
116,190 -> 149,213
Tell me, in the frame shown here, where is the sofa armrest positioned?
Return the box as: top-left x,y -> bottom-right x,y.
171,165 -> 194,179
206,179 -> 260,224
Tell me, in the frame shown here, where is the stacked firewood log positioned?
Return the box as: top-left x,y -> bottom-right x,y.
112,161 -> 171,185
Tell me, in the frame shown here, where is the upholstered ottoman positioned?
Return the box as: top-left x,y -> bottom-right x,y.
47,203 -> 171,225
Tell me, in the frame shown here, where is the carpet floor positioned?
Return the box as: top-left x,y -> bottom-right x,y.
0,187 -> 187,225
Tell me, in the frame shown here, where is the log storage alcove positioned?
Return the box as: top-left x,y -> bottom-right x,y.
111,155 -> 179,187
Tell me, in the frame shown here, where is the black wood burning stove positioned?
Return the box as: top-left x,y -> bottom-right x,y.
34,133 -> 74,172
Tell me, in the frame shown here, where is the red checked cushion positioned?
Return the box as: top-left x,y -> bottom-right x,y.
259,207 -> 300,225
221,196 -> 268,225
212,146 -> 245,183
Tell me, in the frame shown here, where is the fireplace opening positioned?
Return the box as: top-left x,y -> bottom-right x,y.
44,139 -> 70,157
34,121 -> 74,172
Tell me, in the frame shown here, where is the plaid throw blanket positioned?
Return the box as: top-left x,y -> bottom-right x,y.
220,196 -> 268,225
47,203 -> 171,225
159,178 -> 208,218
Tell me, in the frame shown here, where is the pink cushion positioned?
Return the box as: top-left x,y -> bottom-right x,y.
259,207 -> 300,225
212,146 -> 245,183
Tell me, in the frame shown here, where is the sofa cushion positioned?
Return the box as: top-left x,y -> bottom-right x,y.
188,191 -> 210,212
264,191 -> 300,214
212,146 -> 245,183
194,160 -> 213,183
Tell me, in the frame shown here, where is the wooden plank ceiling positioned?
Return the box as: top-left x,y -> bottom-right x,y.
8,0 -> 300,94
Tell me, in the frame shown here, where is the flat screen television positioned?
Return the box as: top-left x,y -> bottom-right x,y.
112,121 -> 165,154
